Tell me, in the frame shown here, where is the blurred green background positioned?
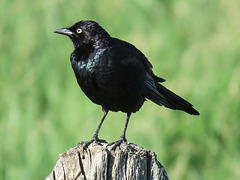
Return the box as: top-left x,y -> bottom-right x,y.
1,0 -> 240,179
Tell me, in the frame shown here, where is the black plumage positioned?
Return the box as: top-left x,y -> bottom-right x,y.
54,20 -> 199,142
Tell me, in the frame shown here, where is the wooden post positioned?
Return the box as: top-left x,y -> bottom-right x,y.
45,141 -> 169,180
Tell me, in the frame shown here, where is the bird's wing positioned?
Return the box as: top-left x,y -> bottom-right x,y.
103,39 -> 167,103
94,41 -> 167,104
96,44 -> 148,86
110,38 -> 166,82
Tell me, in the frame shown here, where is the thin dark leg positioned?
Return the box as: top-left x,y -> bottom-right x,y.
108,113 -> 132,149
92,110 -> 108,141
81,110 -> 108,150
119,112 -> 131,142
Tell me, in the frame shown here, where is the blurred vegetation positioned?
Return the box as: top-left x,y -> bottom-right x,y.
1,0 -> 240,179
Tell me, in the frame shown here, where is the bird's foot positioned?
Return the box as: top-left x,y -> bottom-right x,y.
80,136 -> 107,151
108,136 -> 127,150
92,137 -> 108,145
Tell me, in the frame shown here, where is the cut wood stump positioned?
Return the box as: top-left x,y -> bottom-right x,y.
45,141 -> 169,180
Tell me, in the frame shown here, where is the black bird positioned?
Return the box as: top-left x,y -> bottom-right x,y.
54,20 -> 199,143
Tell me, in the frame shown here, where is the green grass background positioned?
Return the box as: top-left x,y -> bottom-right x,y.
1,0 -> 240,179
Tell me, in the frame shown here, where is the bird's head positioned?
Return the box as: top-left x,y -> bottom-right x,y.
54,20 -> 110,49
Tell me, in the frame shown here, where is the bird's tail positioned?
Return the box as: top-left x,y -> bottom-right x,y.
154,84 -> 199,115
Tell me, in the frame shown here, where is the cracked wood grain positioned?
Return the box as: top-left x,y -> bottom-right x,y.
45,141 -> 169,180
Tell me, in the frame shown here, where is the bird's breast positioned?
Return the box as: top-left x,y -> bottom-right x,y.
71,48 -> 106,73
77,59 -> 96,73
70,48 -> 108,94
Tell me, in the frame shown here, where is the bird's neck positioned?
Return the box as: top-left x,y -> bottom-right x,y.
73,44 -> 95,62
92,34 -> 111,49
74,39 -> 109,62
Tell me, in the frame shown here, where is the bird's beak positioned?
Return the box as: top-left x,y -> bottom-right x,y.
54,27 -> 74,36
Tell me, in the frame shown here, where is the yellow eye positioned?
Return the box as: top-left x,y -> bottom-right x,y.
76,28 -> 82,34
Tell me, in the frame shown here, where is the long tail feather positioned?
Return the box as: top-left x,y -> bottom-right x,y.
155,84 -> 199,115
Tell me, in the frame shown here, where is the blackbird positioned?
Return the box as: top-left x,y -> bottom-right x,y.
54,20 -> 199,143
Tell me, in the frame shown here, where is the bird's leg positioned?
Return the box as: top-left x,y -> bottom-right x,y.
119,112 -> 131,142
82,109 -> 108,150
91,109 -> 109,142
109,113 -> 131,149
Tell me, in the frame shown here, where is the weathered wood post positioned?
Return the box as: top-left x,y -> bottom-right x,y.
45,141 -> 169,180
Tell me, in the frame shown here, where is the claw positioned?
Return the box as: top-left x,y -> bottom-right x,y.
81,136 -> 108,151
81,139 -> 94,151
108,136 -> 127,150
